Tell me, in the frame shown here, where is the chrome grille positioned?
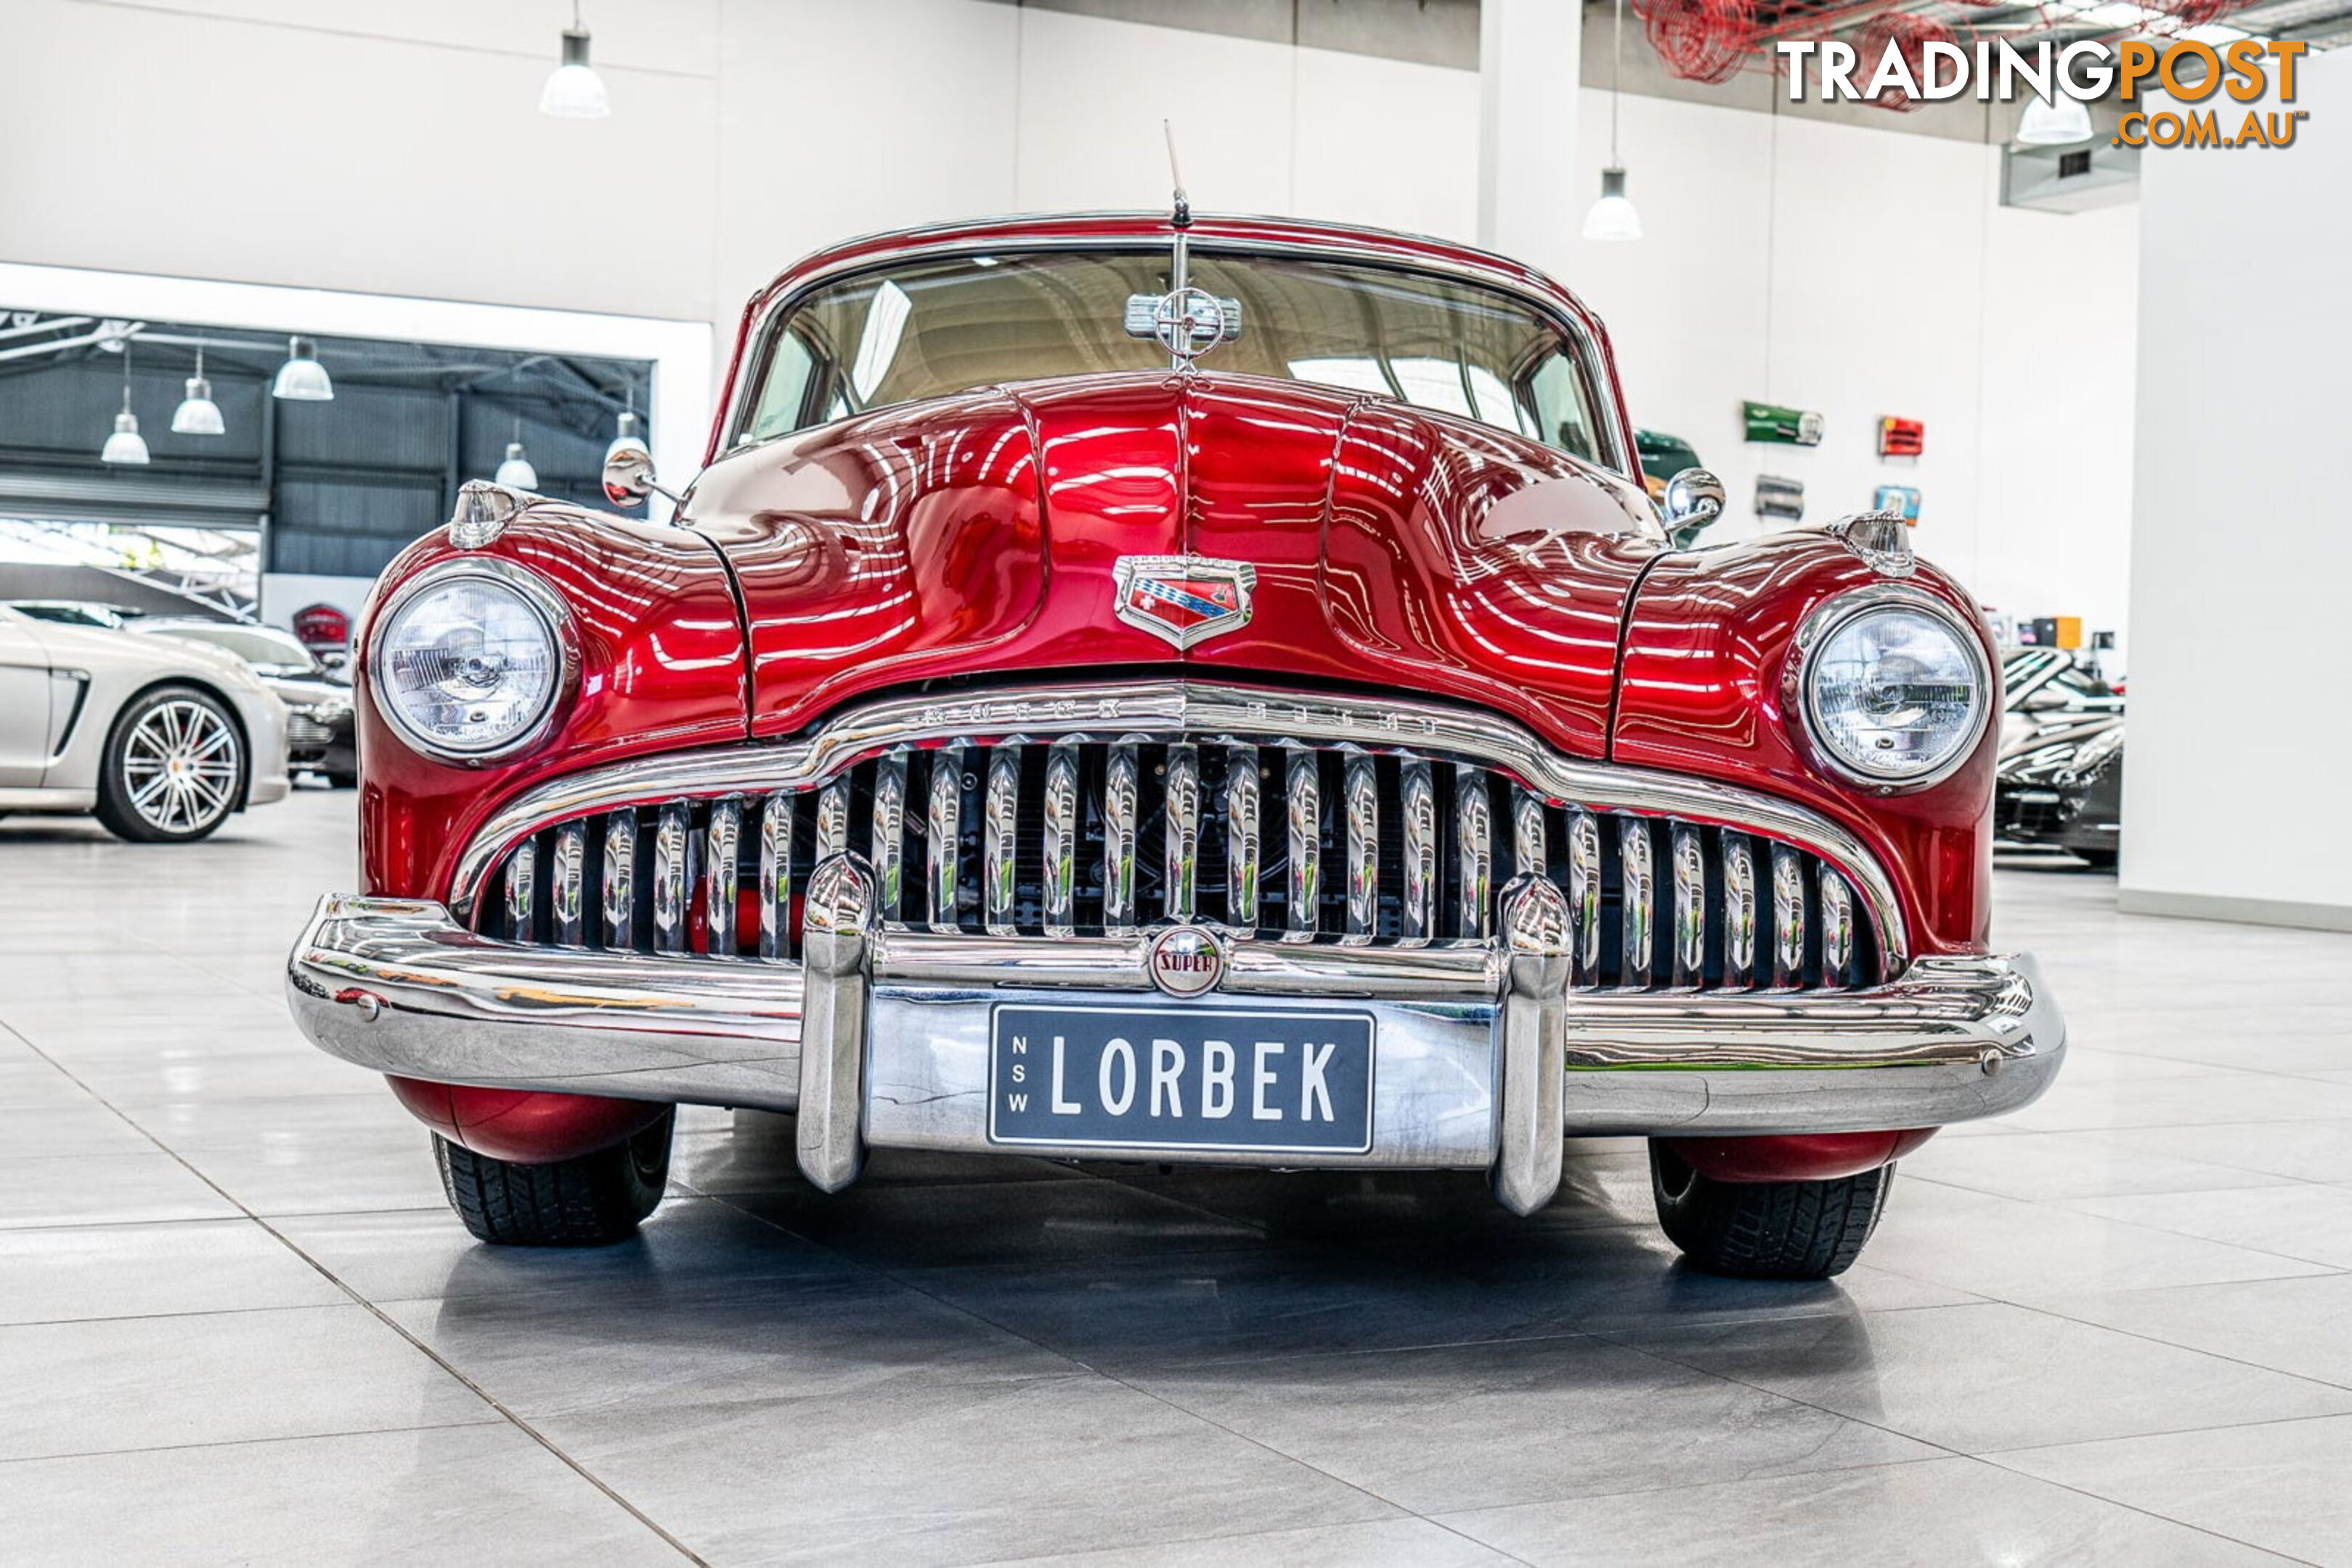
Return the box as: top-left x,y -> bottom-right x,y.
481,737 -> 1878,989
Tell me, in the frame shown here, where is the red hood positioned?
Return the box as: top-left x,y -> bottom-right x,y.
688,372 -> 1660,759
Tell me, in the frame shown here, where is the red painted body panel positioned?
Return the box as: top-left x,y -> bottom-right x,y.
388,1076 -> 667,1164
1666,1129 -> 1939,1184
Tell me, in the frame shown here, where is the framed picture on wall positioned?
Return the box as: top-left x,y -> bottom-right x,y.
1756,474 -> 1805,520
1872,484 -> 1921,522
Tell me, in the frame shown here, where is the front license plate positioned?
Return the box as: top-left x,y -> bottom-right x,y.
988,1005 -> 1375,1154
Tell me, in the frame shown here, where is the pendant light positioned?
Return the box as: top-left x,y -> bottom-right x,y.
171,343 -> 226,436
1584,0 -> 1643,242
2016,91 -> 2094,146
101,345 -> 150,466
495,420 -> 540,489
272,335 -> 333,401
604,393 -> 646,465
540,1 -> 610,118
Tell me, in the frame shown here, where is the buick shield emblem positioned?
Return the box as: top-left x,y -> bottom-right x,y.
1112,555 -> 1256,651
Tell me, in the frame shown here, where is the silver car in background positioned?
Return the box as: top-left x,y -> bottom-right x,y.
0,604 -> 289,842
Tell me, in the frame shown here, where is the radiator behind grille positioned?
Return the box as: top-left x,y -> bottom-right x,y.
484,739 -> 1876,992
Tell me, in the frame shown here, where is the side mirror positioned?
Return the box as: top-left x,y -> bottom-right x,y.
602,441 -> 658,509
1661,467 -> 1725,537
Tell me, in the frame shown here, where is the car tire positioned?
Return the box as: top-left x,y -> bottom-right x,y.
434,1108 -> 675,1246
93,684 -> 247,844
1649,1141 -> 1892,1280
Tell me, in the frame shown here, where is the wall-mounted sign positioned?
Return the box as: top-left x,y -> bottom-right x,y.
1879,417 -> 1925,458
291,603 -> 352,650
1872,484 -> 1921,522
1755,474 -> 1805,521
1743,400 -> 1823,446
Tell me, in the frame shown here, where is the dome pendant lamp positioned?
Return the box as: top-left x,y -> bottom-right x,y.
171,343 -> 227,436
540,1 -> 611,118
495,419 -> 540,490
1583,0 -> 1644,242
272,335 -> 333,401
101,345 -> 150,466
2017,90 -> 2094,146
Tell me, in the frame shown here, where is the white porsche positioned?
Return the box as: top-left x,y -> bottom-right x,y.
0,603 -> 290,842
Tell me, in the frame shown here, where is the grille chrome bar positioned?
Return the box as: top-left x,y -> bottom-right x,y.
1458,764 -> 1492,942
602,808 -> 637,951
1285,747 -> 1319,941
1043,740 -> 1079,940
816,777 -> 849,861
1343,749 -> 1378,944
1568,808 -> 1600,984
927,747 -> 962,936
1226,743 -> 1261,929
984,742 -> 1021,936
705,798 -> 741,957
759,791 -> 790,960
1619,817 -> 1655,989
1401,757 -> 1436,946
1165,741 -> 1200,923
1772,842 -> 1806,989
871,754 -> 906,922
1822,870 -> 1855,985
1514,790 -> 1546,878
1672,824 -> 1704,988
1105,740 -> 1139,934
653,802 -> 691,955
550,822 -> 585,947
1722,830 -> 1758,989
505,835 -> 536,942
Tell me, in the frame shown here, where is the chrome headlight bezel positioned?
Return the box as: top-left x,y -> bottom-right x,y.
367,559 -> 576,764
1787,586 -> 1992,793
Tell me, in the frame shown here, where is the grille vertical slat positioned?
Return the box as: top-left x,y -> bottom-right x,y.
550,822 -> 585,947
1285,747 -> 1319,941
1457,766 -> 1492,942
602,809 -> 637,950
1771,842 -> 1806,989
1672,824 -> 1704,989
1165,742 -> 1200,924
1105,740 -> 1139,934
985,743 -> 1022,936
1400,758 -> 1436,946
1226,744 -> 1261,930
1043,740 -> 1079,939
1722,830 -> 1757,989
1343,749 -> 1378,944
653,803 -> 691,955
1619,817 -> 1655,989
484,728 -> 1881,991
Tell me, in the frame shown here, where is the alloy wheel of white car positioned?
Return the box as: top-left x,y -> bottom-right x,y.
98,688 -> 245,842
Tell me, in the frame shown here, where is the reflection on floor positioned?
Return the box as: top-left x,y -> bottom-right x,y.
4,792 -> 2351,1564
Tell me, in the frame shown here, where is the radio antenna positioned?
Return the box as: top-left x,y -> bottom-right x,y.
1163,119 -> 1191,230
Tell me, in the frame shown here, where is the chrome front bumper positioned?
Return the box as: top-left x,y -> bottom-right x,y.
286,875 -> 2063,1214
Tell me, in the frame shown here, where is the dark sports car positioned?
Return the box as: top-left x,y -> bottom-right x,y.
1995,649 -> 2122,867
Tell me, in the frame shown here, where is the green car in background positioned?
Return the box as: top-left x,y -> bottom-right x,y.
1636,428 -> 1715,547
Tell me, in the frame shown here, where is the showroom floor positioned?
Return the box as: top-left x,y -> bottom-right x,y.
4,793 -> 2352,1565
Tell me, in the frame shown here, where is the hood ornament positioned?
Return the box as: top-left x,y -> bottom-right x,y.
1112,555 -> 1257,650
1122,122 -> 1240,370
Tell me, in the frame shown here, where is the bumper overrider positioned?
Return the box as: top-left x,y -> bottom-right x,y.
286,866 -> 2062,1214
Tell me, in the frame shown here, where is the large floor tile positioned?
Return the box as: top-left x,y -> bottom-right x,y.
2064,1183 -> 2352,1269
0,1304 -> 493,1460
0,1217 -> 345,1324
1617,1299 -> 2352,1453
2032,1270 -> 2352,1387
1898,1127 -> 2297,1202
0,1150 -> 241,1230
983,1516 -> 1513,1567
1435,1455 -> 2286,1566
0,1423 -> 682,1567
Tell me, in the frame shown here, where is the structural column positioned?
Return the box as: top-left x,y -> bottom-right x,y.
1477,0 -> 1582,276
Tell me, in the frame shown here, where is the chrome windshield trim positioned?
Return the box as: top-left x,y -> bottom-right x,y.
448,678 -> 1911,970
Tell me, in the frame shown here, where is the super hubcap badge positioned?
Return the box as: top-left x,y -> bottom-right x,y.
1146,925 -> 1224,999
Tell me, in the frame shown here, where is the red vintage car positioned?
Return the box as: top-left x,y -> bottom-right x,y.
288,211 -> 2061,1278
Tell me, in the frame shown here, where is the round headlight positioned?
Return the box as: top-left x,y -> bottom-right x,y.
1800,595 -> 1987,787
373,568 -> 565,759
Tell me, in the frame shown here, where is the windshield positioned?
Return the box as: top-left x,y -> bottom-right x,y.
735,249 -> 1614,468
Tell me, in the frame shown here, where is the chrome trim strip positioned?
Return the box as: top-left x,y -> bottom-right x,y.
1773,842 -> 1806,989
1513,790 -> 1546,878
705,798 -> 741,959
1494,875 -> 1569,1215
1567,807 -> 1600,985
1457,764 -> 1492,942
503,836 -> 535,943
1822,870 -> 1856,987
1343,748 -> 1378,945
1722,830 -> 1757,989
1672,823 -> 1704,989
1043,740 -> 1079,940
653,802 -> 691,955
550,822 -> 585,948
816,775 -> 850,861
1285,746 -> 1319,941
1105,738 -> 1139,934
1619,816 -> 1654,988
601,808 -> 636,951
1226,743 -> 1261,929
984,742 -> 1021,937
871,753 -> 906,922
796,854 -> 874,1192
759,791 -> 790,960
927,747 -> 963,936
448,679 -> 1910,972
1401,758 -> 1436,947
1165,740 -> 1200,924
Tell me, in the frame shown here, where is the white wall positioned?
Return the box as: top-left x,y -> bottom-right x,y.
2119,49 -> 2352,929
3,0 -> 2134,653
